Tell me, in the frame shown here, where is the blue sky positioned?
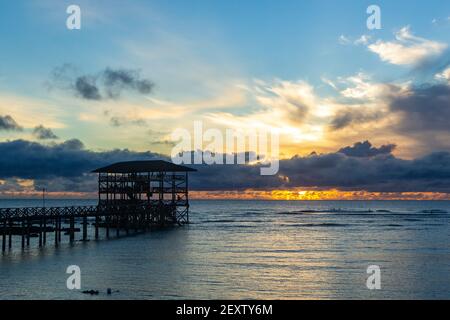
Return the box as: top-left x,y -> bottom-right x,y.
1,0 -> 449,84
1,0 -> 450,197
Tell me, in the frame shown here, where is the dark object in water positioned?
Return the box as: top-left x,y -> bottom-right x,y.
107,288 -> 112,295
82,290 -> 99,295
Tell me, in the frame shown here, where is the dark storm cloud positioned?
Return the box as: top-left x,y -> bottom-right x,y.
188,148 -> 450,193
279,150 -> 450,192
389,83 -> 450,132
0,139 -> 165,181
330,109 -> 382,130
32,125 -> 59,140
102,68 -> 154,99
50,65 -> 154,100
1,139 -> 449,193
329,81 -> 450,154
0,115 -> 22,131
338,141 -> 396,158
34,176 -> 99,193
186,141 -> 450,193
75,76 -> 102,100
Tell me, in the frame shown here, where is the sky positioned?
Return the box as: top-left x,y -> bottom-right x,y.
0,0 -> 450,199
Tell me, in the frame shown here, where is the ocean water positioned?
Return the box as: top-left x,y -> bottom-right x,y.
1,199 -> 450,300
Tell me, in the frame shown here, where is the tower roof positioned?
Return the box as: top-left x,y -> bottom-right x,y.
92,160 -> 196,173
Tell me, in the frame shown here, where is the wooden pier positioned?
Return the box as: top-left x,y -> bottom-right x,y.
0,160 -> 196,252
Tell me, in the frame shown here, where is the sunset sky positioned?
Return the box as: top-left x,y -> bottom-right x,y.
1,0 -> 450,199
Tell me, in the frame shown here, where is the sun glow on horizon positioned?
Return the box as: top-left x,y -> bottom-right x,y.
190,189 -> 450,201
2,189 -> 450,201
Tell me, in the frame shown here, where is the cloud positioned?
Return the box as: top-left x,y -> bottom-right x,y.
388,83 -> 450,132
189,147 -> 450,193
32,125 -> 59,140
338,141 -> 396,157
103,68 -> 154,98
190,144 -> 450,193
0,115 -> 23,131
102,110 -> 148,127
202,79 -> 327,149
354,35 -> 371,45
50,65 -> 154,100
215,79 -> 319,133
109,116 -> 147,127
368,26 -> 447,65
435,67 -> 450,83
75,76 -> 102,100
338,72 -> 397,100
330,108 -> 382,130
150,139 -> 178,147
0,139 -> 449,194
0,139 -> 164,181
321,77 -> 338,90
325,73 -> 401,130
324,74 -> 450,154
0,178 -> 35,193
339,34 -> 371,46
338,35 -> 351,45
255,79 -> 316,124
322,70 -> 450,153
0,95 -> 66,130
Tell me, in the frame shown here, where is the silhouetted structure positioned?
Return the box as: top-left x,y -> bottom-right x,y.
94,160 -> 195,224
0,160 -> 196,252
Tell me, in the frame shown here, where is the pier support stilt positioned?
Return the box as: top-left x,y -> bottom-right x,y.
58,217 -> 62,242
8,222 -> 12,249
106,216 -> 110,238
39,219 -> 43,247
26,219 -> 31,246
69,216 -> 75,243
54,218 -> 58,246
43,217 -> 47,245
2,220 -> 6,253
95,216 -> 99,239
21,221 -> 25,249
116,215 -> 120,237
82,216 -> 87,241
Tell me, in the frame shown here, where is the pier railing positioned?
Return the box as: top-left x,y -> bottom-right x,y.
0,205 -> 97,221
0,201 -> 188,221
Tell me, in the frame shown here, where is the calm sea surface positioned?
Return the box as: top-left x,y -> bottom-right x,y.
1,199 -> 449,300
